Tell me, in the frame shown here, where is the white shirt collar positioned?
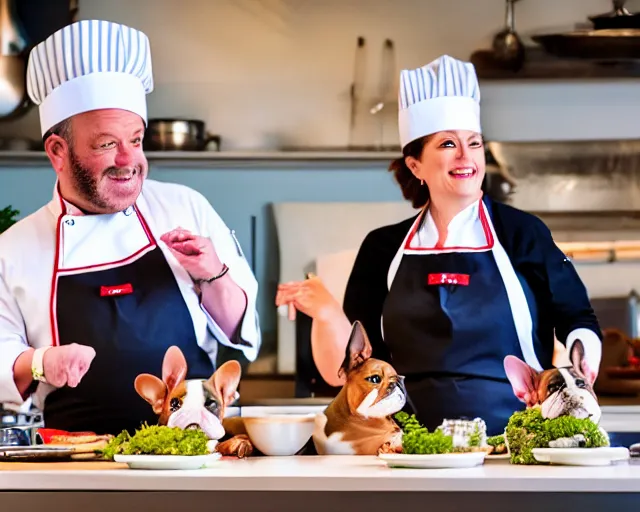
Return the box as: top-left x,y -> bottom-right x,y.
411,199 -> 487,249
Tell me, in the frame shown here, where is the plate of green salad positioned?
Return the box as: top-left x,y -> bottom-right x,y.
378,413 -> 491,469
101,425 -> 222,470
504,408 -> 627,466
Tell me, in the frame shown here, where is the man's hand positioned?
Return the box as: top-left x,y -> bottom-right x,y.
160,227 -> 223,282
43,344 -> 96,388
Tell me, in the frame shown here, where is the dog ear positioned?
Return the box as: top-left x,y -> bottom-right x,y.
162,345 -> 188,393
209,360 -> 242,407
504,355 -> 539,405
340,321 -> 373,376
134,374 -> 168,414
569,339 -> 596,386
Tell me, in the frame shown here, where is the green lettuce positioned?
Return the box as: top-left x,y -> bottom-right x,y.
505,408 -> 609,465
101,424 -> 209,459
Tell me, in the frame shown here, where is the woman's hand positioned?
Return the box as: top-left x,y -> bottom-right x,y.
275,275 -> 342,321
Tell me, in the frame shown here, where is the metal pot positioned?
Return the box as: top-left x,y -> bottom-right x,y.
144,119 -> 221,151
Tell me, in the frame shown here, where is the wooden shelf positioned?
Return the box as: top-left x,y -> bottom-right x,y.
471,48 -> 640,80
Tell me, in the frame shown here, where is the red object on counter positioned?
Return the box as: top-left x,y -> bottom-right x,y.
36,428 -> 96,444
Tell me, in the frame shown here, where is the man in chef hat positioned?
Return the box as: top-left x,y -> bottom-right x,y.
0,20 -> 261,436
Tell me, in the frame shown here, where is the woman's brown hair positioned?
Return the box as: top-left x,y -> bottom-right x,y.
388,135 -> 430,209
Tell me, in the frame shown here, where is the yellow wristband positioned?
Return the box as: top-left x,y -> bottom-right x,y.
31,346 -> 52,383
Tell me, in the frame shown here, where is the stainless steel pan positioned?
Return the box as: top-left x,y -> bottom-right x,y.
144,119 -> 221,151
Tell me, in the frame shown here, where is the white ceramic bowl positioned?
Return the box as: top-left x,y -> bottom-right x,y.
242,414 -> 316,456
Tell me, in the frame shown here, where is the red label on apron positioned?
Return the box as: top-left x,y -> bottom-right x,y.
100,283 -> 134,297
427,273 -> 470,286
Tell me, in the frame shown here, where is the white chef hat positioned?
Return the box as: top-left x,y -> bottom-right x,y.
398,55 -> 481,149
26,20 -> 154,136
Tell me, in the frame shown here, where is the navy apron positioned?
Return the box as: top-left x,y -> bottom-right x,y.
43,205 -> 213,435
382,204 -> 527,436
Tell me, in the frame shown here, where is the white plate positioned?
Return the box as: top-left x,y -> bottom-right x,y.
114,452 -> 222,470
378,451 -> 486,469
532,447 -> 630,466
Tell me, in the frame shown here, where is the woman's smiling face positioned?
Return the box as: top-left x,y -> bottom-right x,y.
405,130 -> 485,205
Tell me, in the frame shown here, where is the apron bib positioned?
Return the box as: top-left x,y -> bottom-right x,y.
382,200 -> 533,436
43,204 -> 213,435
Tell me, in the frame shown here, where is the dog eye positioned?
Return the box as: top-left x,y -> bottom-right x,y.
548,384 -> 560,394
365,375 -> 381,384
204,398 -> 219,413
575,379 -> 586,388
170,397 -> 182,412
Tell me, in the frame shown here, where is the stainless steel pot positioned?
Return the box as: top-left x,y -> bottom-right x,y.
144,119 -> 221,151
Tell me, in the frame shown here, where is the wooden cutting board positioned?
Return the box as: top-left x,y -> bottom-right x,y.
0,461 -> 127,471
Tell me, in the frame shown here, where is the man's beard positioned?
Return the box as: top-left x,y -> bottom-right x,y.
69,149 -> 146,213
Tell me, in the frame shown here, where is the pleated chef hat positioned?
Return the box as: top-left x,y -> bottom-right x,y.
26,20 -> 154,136
398,55 -> 481,149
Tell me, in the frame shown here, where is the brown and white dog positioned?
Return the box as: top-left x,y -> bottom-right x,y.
312,321 -> 407,455
504,339 -> 606,447
135,346 -> 253,457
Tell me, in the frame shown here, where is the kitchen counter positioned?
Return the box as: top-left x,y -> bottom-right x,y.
2,456 -> 640,511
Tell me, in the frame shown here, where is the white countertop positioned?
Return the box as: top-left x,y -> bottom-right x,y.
2,456 -> 640,493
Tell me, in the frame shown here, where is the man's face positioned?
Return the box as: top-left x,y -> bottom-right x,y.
58,109 -> 149,214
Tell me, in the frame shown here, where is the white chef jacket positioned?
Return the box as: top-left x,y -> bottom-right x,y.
0,178 -> 261,408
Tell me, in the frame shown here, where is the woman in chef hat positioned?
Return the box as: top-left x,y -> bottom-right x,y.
276,55 -> 601,435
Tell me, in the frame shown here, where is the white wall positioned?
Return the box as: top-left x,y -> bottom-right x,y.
4,0 -> 640,148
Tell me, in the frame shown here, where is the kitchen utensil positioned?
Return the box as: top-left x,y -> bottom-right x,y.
369,39 -> 394,115
143,119 -> 221,151
0,0 -> 29,119
532,29 -> 640,60
369,38 -> 396,149
348,36 -> 366,149
590,0 -> 640,30
0,444 -> 75,461
491,0 -> 525,71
